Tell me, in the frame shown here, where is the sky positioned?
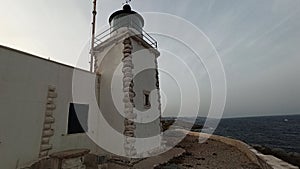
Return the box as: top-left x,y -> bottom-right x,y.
1,0 -> 300,118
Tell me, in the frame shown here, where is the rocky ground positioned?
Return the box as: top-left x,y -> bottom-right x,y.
156,134 -> 262,169
91,133 -> 263,169
251,144 -> 300,167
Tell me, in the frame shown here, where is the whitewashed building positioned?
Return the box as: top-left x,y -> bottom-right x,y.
0,4 -> 162,169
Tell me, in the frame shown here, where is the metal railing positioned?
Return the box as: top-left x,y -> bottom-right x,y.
94,19 -> 158,49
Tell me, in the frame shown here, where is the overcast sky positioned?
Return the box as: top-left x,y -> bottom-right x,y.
1,0 -> 300,118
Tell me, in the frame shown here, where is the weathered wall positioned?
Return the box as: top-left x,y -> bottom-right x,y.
95,41 -> 127,156
0,46 -> 103,169
131,39 -> 161,156
94,30 -> 162,157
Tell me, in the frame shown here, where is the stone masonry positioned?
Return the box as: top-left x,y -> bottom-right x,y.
122,38 -> 137,157
39,85 -> 57,158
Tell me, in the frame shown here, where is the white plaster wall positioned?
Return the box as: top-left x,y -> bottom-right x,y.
95,42 -> 126,156
131,40 -> 161,155
0,34 -> 162,168
51,68 -> 101,154
0,46 -> 103,169
94,35 -> 162,156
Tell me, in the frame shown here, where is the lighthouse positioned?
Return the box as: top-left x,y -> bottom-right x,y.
93,4 -> 162,157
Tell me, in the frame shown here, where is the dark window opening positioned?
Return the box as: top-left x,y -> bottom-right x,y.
67,103 -> 89,134
144,91 -> 151,109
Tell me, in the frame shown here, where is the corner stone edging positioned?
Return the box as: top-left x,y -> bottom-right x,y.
38,85 -> 57,158
122,38 -> 137,157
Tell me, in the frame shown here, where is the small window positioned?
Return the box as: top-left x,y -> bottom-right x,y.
143,90 -> 151,109
67,103 -> 89,134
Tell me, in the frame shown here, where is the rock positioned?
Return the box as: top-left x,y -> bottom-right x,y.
184,152 -> 192,156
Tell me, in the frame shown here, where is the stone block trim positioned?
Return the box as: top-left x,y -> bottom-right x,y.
122,38 -> 137,157
154,54 -> 166,150
155,61 -> 162,130
39,85 -> 57,158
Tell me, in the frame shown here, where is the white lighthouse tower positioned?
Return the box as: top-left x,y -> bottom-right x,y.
93,4 -> 162,157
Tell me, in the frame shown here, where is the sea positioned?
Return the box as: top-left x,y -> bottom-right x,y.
181,115 -> 300,154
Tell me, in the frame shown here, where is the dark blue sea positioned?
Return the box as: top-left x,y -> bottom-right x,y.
194,115 -> 300,154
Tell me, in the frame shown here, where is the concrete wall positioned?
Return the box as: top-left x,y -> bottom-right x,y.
0,46 -> 103,169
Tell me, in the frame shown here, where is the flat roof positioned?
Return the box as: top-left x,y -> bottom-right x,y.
0,44 -> 93,74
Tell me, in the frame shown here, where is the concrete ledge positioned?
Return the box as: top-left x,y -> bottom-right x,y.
185,130 -> 298,169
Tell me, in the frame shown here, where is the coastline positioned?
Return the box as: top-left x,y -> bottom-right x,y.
162,116 -> 300,165
22,130 -> 298,169
181,130 -> 299,169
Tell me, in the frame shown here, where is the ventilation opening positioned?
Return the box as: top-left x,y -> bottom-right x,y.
144,90 -> 151,109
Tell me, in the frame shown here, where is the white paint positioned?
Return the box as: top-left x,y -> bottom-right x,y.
94,28 -> 162,157
0,46 -> 102,169
0,27 -> 162,168
130,40 -> 161,156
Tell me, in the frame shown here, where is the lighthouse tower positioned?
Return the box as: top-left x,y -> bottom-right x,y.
93,4 -> 162,157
